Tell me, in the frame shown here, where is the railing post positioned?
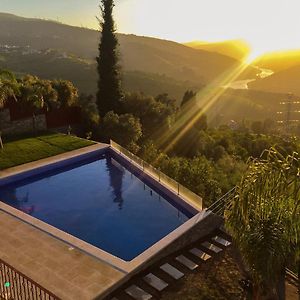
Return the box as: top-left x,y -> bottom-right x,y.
177,183 -> 180,195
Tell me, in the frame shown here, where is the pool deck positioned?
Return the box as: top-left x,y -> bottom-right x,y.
0,210 -> 126,300
0,144 -> 128,299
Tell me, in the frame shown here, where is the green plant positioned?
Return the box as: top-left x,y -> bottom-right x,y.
226,148 -> 300,299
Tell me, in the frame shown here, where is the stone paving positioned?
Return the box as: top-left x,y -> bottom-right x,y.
0,211 -> 126,300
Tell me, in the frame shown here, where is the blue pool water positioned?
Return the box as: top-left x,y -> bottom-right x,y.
0,153 -> 194,261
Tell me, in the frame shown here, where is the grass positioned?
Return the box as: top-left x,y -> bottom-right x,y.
0,132 -> 95,170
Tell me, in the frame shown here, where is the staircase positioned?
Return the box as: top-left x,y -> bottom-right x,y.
108,228 -> 232,300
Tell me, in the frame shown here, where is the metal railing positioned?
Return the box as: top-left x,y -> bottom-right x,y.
0,258 -> 60,300
110,140 -> 203,210
207,187 -> 236,216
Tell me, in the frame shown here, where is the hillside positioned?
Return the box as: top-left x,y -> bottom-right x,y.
0,12 -> 241,86
254,50 -> 300,72
185,40 -> 250,61
0,47 -> 200,100
248,65 -> 300,96
200,89 -> 286,125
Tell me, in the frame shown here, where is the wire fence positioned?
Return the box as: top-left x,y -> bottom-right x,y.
110,140 -> 203,210
0,258 -> 60,300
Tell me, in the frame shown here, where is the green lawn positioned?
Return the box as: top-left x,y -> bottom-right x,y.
0,133 -> 95,170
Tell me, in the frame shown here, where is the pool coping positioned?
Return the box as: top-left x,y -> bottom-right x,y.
0,143 -> 207,280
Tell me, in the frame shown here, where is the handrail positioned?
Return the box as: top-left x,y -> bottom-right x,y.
207,187 -> 236,216
0,258 -> 60,300
286,268 -> 299,282
110,140 -> 203,211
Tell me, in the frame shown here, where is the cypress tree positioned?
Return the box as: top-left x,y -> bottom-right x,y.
97,0 -> 123,117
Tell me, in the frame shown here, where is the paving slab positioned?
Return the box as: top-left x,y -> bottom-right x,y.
160,263 -> 184,280
175,255 -> 198,270
143,273 -> 168,291
201,241 -> 223,253
212,236 -> 231,247
189,248 -> 211,261
125,285 -> 153,300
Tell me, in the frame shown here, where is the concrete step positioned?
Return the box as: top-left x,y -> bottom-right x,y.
175,255 -> 198,271
160,263 -> 184,280
201,241 -> 223,253
143,273 -> 168,292
125,285 -> 153,300
189,247 -> 211,261
212,235 -> 231,247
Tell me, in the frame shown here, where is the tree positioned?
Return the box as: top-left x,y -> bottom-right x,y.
102,111 -> 142,152
225,148 -> 300,299
121,92 -> 176,137
0,70 -> 19,148
52,80 -> 78,108
19,76 -> 59,131
181,90 -> 196,107
97,0 -> 123,117
251,120 -> 263,134
78,94 -> 100,136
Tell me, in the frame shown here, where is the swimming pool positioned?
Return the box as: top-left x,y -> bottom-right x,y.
0,150 -> 196,261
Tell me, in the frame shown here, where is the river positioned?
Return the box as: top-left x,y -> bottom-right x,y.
224,66 -> 274,90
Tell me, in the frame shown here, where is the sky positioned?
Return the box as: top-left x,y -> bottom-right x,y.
1,0 -> 300,59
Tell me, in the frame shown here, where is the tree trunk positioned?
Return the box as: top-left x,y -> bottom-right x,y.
276,268 -> 286,300
253,285 -> 261,300
297,260 -> 300,300
32,113 -> 36,133
0,131 -> 3,149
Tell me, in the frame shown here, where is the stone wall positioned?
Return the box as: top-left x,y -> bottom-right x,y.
0,109 -> 47,135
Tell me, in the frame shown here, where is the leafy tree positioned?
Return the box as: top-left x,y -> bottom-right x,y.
194,112 -> 208,131
226,149 -> 300,299
0,70 -> 19,108
102,111 -> 142,152
78,94 -> 100,136
181,90 -> 196,107
0,70 -> 20,148
52,80 -> 78,107
97,0 -> 123,117
20,76 -> 58,111
251,120 -> 263,134
155,93 -> 177,109
121,92 -> 176,137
